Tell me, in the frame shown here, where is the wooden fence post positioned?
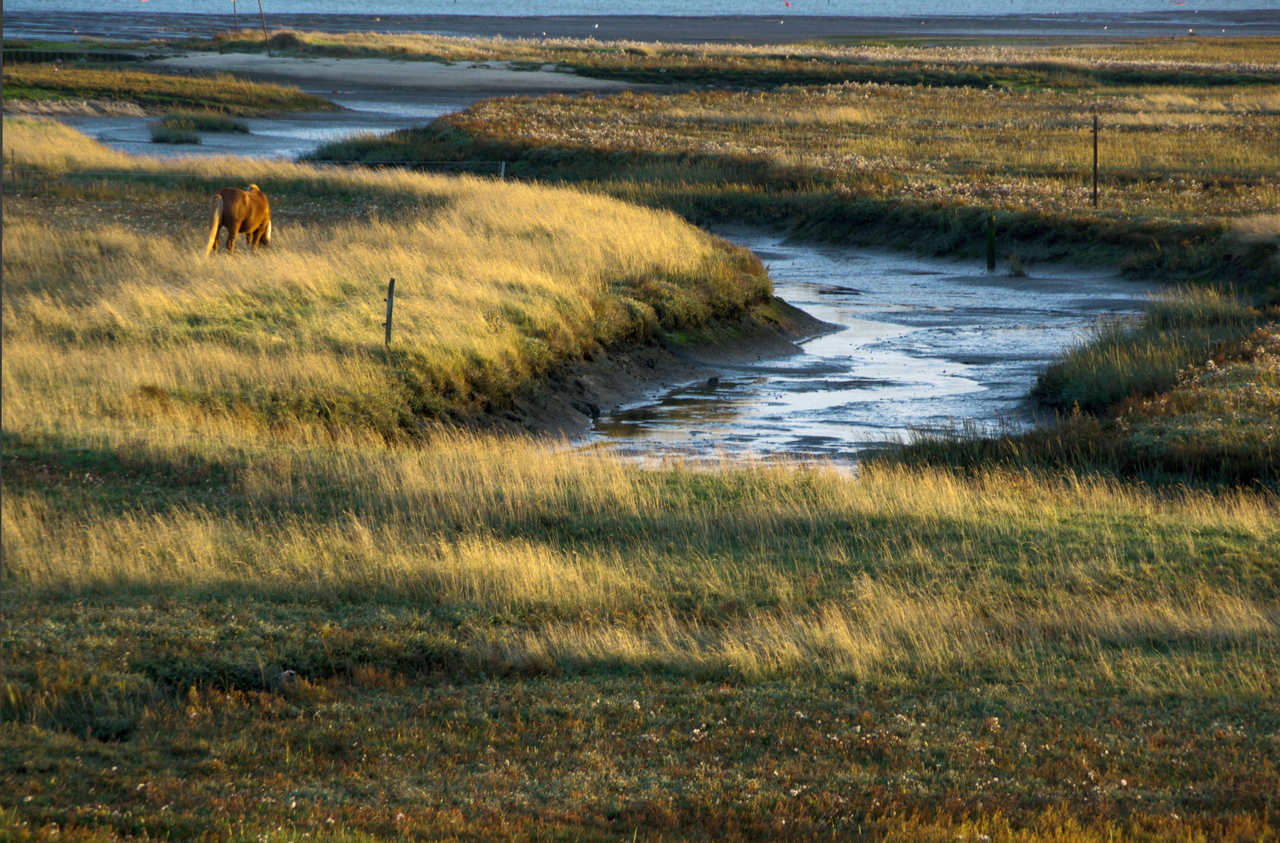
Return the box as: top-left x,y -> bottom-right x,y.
986,215 -> 996,272
383,278 -> 395,347
1092,111 -> 1099,209
258,0 -> 271,57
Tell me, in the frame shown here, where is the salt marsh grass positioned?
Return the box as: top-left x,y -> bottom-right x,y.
6,427 -> 1277,687
313,65 -> 1280,282
3,119 -> 765,439
1034,287 -> 1264,413
4,44 -> 1280,837
1,62 -> 334,114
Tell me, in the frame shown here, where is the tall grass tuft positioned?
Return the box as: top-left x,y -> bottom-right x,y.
156,110 -> 250,134
1033,287 -> 1263,413
149,125 -> 201,144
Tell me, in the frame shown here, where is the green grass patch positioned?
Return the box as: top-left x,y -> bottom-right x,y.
155,109 -> 250,133
148,125 -> 201,144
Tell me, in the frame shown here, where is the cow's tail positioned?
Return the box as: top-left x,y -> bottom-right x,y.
205,194 -> 223,256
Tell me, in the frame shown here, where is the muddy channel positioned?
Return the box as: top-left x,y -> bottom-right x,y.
590,228 -> 1153,462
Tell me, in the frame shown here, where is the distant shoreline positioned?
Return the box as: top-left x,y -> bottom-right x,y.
5,9 -> 1280,45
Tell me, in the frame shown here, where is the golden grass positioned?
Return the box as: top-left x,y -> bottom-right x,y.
216,28 -> 1280,76
2,63 -> 334,113
3,118 -> 752,439
5,423 -> 1277,689
3,96 -> 1278,841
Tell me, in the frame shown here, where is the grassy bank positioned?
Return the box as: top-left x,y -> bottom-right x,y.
1,63 -> 335,114
2,118 -> 770,441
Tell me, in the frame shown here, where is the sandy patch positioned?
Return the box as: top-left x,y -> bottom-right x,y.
3,99 -> 152,117
150,52 -> 646,103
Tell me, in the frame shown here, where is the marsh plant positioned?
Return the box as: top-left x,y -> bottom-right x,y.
1035,287 -> 1267,413
1,63 -> 336,114
155,110 -> 250,133
149,125 -> 201,144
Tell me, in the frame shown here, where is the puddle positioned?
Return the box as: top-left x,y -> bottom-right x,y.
585,228 -> 1156,463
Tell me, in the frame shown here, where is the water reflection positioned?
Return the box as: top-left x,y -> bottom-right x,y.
585,228 -> 1155,464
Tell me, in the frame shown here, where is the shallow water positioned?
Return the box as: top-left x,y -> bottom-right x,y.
51,96 -> 457,163
585,228 -> 1155,463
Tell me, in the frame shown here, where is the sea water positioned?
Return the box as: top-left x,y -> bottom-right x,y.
4,0 -> 1271,18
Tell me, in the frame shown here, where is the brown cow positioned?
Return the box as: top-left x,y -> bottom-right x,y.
205,184 -> 272,255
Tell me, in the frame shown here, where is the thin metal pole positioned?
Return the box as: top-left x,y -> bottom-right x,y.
258,0 -> 271,57
384,278 -> 396,347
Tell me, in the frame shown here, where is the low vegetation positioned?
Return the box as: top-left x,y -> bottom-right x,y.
302,52 -> 1280,293
155,110 -> 251,133
4,30 -> 1279,842
4,427 -> 1278,841
148,111 -> 253,145
1,62 -> 335,114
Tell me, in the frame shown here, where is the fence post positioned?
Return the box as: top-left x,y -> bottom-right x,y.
500,161 -> 506,181
258,0 -> 271,57
986,215 -> 996,272
383,278 -> 395,347
1092,111 -> 1099,209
